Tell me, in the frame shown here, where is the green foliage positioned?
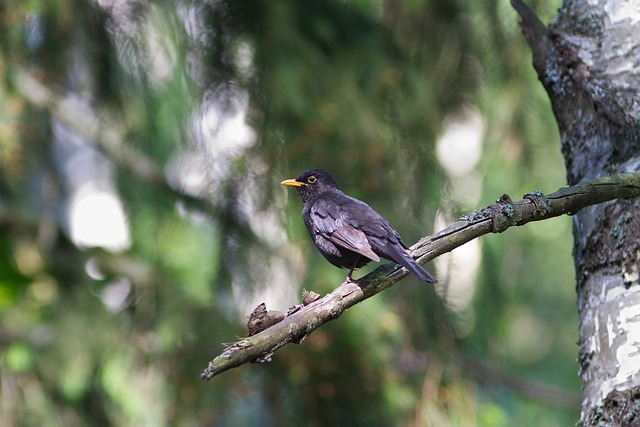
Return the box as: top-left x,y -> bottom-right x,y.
0,0 -> 579,425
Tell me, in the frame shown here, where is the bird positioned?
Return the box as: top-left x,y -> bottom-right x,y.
281,169 -> 436,283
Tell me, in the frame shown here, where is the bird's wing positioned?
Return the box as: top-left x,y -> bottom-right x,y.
339,198 -> 404,245
329,224 -> 381,262
310,201 -> 380,262
338,197 -> 435,282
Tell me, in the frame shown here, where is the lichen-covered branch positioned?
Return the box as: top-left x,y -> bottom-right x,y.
201,171 -> 640,380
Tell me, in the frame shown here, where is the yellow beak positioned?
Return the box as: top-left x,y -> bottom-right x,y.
281,178 -> 307,187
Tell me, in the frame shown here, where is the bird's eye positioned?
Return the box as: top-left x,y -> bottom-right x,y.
307,176 -> 317,184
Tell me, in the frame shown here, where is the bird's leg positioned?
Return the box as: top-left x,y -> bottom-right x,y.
345,256 -> 360,283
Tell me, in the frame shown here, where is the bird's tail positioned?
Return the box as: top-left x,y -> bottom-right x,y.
400,255 -> 436,283
381,244 -> 436,283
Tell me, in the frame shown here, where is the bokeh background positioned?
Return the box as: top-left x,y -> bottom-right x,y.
0,0 -> 578,425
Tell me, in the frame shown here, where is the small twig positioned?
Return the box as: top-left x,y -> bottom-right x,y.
201,172 -> 640,380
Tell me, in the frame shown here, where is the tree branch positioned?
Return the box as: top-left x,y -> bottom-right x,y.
511,0 -> 549,78
13,70 -> 168,191
201,171 -> 640,380
12,70 -> 255,237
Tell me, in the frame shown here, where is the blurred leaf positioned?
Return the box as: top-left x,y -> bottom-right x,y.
4,342 -> 34,372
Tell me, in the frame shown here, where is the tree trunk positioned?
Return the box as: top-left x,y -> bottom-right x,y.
514,0 -> 640,424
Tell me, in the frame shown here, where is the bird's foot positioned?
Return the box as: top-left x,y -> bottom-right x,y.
345,263 -> 358,284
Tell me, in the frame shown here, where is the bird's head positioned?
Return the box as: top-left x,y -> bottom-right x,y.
281,169 -> 338,202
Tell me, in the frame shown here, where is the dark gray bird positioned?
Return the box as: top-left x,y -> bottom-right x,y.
281,169 -> 435,283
